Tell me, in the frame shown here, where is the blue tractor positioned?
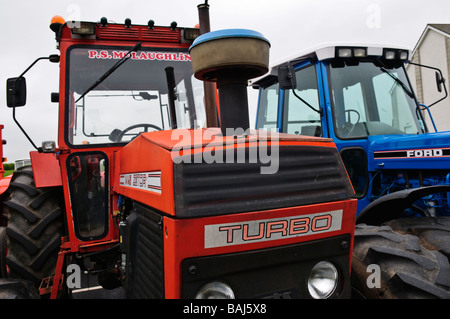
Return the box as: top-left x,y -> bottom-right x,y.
252,45 -> 450,298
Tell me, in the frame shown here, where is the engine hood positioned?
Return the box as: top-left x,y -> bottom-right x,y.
367,131 -> 450,171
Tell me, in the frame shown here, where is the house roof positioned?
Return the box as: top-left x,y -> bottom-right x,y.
412,24 -> 450,55
429,24 -> 450,35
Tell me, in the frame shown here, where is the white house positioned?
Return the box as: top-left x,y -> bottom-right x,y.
407,24 -> 450,132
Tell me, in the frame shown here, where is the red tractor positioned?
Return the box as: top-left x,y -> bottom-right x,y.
1,3 -> 357,299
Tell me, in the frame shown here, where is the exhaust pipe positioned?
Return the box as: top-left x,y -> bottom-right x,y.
197,1 -> 219,128
189,29 -> 270,135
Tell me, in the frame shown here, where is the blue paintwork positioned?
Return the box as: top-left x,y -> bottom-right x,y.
190,29 -> 270,51
367,132 -> 450,171
256,57 -> 450,217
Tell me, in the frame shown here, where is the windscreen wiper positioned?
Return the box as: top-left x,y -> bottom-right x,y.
75,41 -> 142,103
379,66 -> 414,99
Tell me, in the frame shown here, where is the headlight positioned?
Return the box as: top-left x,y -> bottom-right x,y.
337,48 -> 352,58
195,282 -> 235,299
307,261 -> 339,299
399,50 -> 409,61
336,47 -> 367,59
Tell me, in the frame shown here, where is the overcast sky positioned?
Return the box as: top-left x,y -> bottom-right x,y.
1,0 -> 449,162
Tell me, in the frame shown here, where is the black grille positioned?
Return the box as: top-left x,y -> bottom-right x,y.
182,234 -> 352,298
124,203 -> 164,298
174,145 -> 354,218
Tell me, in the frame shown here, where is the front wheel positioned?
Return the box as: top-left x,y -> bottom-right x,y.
3,166 -> 65,286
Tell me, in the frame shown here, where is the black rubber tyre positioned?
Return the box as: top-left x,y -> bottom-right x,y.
352,223 -> 450,299
3,166 -> 65,286
0,278 -> 39,299
385,217 -> 450,261
0,227 -> 6,277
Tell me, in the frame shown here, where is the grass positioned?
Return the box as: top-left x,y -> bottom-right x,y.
4,170 -> 13,177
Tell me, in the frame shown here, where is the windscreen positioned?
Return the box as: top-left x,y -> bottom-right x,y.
329,61 -> 424,139
66,46 -> 205,146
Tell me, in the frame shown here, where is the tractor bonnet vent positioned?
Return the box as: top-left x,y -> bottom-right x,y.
173,145 -> 354,218
96,24 -> 182,42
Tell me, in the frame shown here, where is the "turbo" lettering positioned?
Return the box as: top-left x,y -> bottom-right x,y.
217,214 -> 333,244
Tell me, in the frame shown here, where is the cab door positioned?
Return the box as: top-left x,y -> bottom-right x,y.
67,152 -> 108,240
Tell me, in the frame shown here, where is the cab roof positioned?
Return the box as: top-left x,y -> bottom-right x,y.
249,43 -> 410,87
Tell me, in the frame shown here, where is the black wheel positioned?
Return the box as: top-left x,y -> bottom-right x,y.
352,223 -> 450,299
0,227 -> 6,277
3,166 -> 65,286
0,278 -> 39,299
385,217 -> 450,261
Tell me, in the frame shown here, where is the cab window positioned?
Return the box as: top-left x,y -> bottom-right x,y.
282,64 -> 321,136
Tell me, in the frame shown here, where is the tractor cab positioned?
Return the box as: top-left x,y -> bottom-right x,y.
253,44 -> 450,216
254,45 -> 426,140
57,19 -> 206,148
65,38 -> 206,146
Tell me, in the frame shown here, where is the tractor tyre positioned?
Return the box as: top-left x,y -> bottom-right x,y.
3,166 -> 65,286
351,223 -> 450,299
0,227 -> 6,277
385,217 -> 450,261
0,278 -> 39,299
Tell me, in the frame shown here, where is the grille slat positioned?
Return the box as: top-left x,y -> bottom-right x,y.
174,145 -> 354,218
125,204 -> 164,298
96,25 -> 181,42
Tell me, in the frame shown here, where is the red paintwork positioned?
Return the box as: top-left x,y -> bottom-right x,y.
47,22 -> 196,256
0,175 -> 11,196
0,124 -> 9,196
30,151 -> 62,188
113,128 -> 338,216
2,19 -> 357,298
113,128 -> 357,297
162,199 -> 356,298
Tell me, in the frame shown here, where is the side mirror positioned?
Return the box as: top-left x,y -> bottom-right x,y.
435,71 -> 445,93
278,64 -> 296,90
6,77 -> 27,107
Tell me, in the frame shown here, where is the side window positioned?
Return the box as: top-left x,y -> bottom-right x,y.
256,82 -> 279,131
68,152 -> 108,240
174,76 -> 207,129
340,148 -> 368,198
283,65 -> 321,136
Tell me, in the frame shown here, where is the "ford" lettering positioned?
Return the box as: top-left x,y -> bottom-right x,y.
407,149 -> 443,158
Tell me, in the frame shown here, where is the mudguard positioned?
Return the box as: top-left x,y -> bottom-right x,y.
0,175 -> 11,196
357,185 -> 450,225
29,151 -> 62,188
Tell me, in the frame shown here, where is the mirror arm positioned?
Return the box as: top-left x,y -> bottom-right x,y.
9,55 -> 59,152
408,61 -> 448,108
12,106 -> 40,151
17,55 -> 59,79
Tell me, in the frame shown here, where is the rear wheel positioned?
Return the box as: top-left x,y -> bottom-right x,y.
352,223 -> 450,298
3,166 -> 65,286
